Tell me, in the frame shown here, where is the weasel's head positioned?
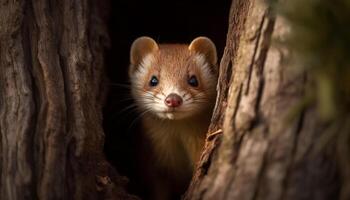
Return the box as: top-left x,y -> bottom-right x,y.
129,36 -> 218,120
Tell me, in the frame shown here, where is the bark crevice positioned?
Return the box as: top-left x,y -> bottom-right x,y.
0,1 -> 137,199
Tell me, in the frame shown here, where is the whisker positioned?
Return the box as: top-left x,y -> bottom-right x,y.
193,97 -> 208,101
108,82 -> 131,89
114,97 -> 136,103
143,91 -> 162,100
128,109 -> 151,131
117,104 -> 139,115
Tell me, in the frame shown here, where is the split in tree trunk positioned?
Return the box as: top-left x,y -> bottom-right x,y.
0,0 -> 346,200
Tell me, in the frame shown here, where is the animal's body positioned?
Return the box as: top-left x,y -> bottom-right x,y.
129,36 -> 218,199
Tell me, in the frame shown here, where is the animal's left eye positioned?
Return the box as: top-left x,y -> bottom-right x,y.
188,75 -> 199,87
149,76 -> 159,87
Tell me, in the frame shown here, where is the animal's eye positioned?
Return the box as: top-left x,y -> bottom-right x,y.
188,75 -> 199,87
149,76 -> 159,87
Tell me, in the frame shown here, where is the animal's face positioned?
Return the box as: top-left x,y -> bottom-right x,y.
129,37 -> 218,120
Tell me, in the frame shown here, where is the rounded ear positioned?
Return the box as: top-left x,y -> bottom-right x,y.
189,37 -> 217,65
130,36 -> 159,66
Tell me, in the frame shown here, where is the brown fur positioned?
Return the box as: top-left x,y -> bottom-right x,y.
129,36 -> 218,200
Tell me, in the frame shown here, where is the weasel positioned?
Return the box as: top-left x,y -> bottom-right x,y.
129,36 -> 218,199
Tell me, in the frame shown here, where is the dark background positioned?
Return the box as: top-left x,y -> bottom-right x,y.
103,0 -> 231,198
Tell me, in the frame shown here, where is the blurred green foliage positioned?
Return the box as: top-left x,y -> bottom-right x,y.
275,0 -> 350,199
279,0 -> 350,120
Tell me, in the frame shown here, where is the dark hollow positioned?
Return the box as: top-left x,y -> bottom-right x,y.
103,0 -> 231,199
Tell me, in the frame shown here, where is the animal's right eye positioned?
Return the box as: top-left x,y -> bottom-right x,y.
188,75 -> 199,87
149,76 -> 159,87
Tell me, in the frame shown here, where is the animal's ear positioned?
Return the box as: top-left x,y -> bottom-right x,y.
130,36 -> 159,71
189,37 -> 217,65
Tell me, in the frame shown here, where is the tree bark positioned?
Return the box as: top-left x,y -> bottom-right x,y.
0,0 -> 343,200
185,0 -> 340,200
0,0 -> 136,199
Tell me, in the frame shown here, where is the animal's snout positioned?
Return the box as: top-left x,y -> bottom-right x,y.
165,93 -> 183,108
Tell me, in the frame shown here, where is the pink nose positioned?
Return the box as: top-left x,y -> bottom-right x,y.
165,93 -> 183,108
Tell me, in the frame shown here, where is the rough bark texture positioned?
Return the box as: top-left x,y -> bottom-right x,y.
185,0 -> 340,199
0,0 -> 136,199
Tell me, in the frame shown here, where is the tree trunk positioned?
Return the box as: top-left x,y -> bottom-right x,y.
185,0 -> 340,200
0,1 -> 136,199
0,0 -> 343,200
